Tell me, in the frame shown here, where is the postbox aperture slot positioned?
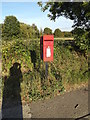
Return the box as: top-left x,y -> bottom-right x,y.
44,40 -> 53,41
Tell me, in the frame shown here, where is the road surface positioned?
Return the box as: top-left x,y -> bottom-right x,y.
0,85 -> 89,119
30,85 -> 89,119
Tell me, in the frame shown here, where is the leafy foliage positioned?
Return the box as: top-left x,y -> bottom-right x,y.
38,2 -> 90,54
63,31 -> 72,38
72,28 -> 89,54
2,40 -> 88,102
54,28 -> 62,37
20,23 -> 39,39
38,2 -> 90,29
2,16 -> 20,40
1,15 -> 73,40
44,27 -> 52,35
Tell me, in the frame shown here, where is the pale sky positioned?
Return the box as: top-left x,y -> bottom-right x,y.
1,2 -> 74,32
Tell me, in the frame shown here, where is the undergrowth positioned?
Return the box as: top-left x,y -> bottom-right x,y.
1,39 -> 88,102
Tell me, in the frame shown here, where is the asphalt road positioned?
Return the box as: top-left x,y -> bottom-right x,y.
0,85 -> 89,119
30,85 -> 89,119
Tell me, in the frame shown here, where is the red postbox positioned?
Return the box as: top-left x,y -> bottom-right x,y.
40,35 -> 54,62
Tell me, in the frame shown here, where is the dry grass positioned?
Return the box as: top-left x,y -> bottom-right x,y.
54,37 -> 74,40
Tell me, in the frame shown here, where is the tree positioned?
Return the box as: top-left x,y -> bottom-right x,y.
2,16 -> 20,40
54,28 -> 62,37
19,23 -> 40,39
44,27 -> 52,35
39,28 -> 43,37
20,23 -> 29,39
71,28 -> 89,52
63,31 -> 72,37
38,2 -> 90,30
0,24 -> 3,38
38,2 -> 90,54
31,24 -> 40,38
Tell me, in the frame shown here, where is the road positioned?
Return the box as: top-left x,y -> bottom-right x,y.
30,85 -> 89,119
0,85 -> 89,119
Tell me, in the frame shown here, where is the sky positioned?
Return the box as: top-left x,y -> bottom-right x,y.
1,2 -> 74,32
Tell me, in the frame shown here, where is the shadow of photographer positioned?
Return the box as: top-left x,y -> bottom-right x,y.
2,62 -> 23,119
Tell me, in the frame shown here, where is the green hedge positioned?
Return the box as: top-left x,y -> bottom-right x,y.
2,39 -> 88,102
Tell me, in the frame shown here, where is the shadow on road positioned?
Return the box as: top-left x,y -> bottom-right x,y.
75,113 -> 90,120
2,62 -> 23,119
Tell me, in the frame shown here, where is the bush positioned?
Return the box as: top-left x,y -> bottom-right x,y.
2,39 -> 88,102
72,28 -> 89,56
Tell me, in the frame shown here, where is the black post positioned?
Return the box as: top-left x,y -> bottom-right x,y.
45,62 -> 48,79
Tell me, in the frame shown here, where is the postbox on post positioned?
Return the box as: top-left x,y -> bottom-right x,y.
40,35 -> 54,62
